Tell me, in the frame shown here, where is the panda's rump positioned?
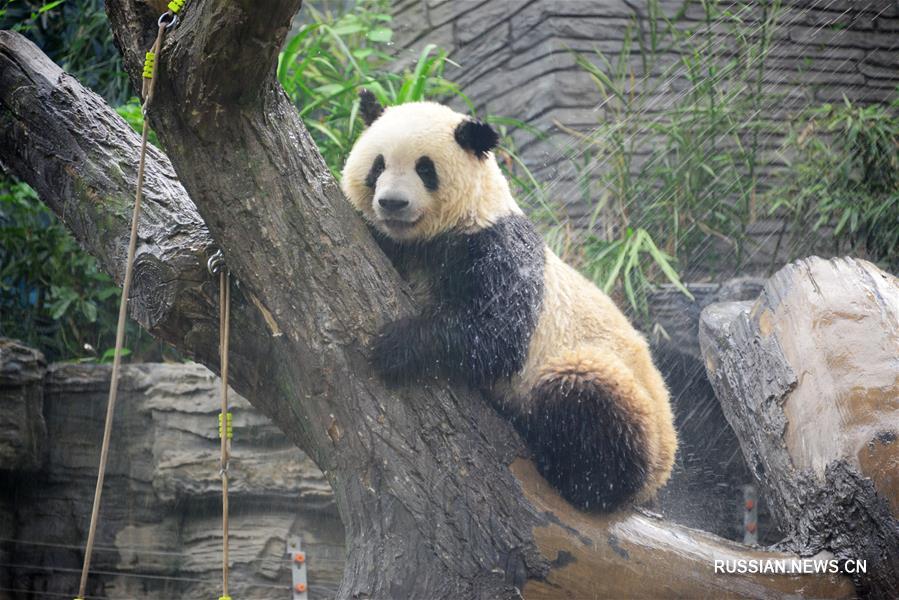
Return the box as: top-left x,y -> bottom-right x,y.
519,346 -> 656,509
509,250 -> 677,507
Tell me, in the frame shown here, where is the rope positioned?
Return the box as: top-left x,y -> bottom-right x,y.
76,18 -> 171,600
219,267 -> 232,600
70,4 -> 240,599
74,4 -> 235,598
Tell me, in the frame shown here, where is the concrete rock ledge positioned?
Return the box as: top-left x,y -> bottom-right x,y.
0,351 -> 344,599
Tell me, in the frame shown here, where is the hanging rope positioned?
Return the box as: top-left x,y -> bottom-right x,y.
75,9 -> 180,600
73,3 -> 239,599
209,250 -> 233,600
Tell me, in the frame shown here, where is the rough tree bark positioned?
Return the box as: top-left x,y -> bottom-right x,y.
0,1 -> 881,596
700,257 -> 899,598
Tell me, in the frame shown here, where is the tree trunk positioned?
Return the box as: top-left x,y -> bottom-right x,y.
0,1 -> 881,595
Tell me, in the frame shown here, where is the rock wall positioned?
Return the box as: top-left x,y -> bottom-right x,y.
0,342 -> 46,473
391,0 -> 899,273
0,340 -> 344,599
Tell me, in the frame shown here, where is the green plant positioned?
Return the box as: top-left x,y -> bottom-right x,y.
542,0 -> 784,318
1,0 -> 130,104
583,227 -> 692,317
768,96 -> 899,270
277,0 -> 470,176
0,178 -> 165,361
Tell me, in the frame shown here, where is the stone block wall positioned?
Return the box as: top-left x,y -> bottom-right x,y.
391,0 -> 899,274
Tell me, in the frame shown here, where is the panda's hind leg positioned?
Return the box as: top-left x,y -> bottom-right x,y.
519,348 -> 664,512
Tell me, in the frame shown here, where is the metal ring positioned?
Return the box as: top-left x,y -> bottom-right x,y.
158,11 -> 178,29
207,249 -> 225,275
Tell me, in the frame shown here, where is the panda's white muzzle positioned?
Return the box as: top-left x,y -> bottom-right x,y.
372,170 -> 427,232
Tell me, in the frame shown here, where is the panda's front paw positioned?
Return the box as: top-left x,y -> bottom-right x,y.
370,318 -> 422,386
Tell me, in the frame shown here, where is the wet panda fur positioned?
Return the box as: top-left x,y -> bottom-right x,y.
341,90 -> 677,511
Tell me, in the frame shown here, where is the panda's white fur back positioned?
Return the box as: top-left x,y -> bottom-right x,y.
342,96 -> 677,511
505,251 -> 677,501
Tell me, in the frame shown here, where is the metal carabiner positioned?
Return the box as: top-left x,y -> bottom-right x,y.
207,249 -> 226,275
158,11 -> 179,29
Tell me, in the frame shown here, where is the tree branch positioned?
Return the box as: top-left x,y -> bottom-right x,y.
0,29 -> 299,447
0,13 -> 861,598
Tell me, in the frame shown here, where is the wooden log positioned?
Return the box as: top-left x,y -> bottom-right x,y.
700,256 -> 899,598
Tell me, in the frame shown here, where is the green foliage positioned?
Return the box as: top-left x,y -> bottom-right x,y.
277,0 -> 470,176
768,96 -> 899,270
0,3 -> 171,361
0,0 -> 130,104
0,179 -> 155,361
583,227 -> 693,318
533,0 -> 783,318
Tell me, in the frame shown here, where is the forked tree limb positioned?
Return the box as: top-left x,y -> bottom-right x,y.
0,29 -> 295,445
0,7 -> 860,598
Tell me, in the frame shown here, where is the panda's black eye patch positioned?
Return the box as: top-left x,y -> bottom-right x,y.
415,156 -> 439,191
365,154 -> 385,189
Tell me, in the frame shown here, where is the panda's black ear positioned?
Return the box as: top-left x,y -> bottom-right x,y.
454,119 -> 498,159
358,89 -> 384,126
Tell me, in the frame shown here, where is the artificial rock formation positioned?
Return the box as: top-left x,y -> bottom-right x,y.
0,348 -> 343,599
700,256 -> 899,597
0,340 -> 47,472
392,0 -> 899,271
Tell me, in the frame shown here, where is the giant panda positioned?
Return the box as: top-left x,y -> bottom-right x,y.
341,90 -> 677,511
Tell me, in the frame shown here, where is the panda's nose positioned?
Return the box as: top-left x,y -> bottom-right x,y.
378,196 -> 409,211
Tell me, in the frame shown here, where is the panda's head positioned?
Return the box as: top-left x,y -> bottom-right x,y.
341,91 -> 520,241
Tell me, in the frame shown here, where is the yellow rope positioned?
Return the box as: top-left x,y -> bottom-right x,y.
76,19 -> 168,600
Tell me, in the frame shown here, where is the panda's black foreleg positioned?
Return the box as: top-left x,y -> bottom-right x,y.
370,307 -> 514,387
370,314 -> 444,385
519,368 -> 651,512
371,215 -> 545,387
